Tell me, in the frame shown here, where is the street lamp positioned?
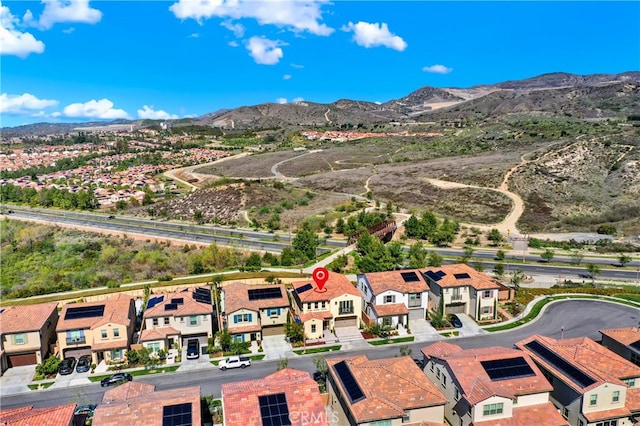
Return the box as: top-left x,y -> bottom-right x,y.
560,326 -> 565,340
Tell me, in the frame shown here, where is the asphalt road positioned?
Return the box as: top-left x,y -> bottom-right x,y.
1,300 -> 638,410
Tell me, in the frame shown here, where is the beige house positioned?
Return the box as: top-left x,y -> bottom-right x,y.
421,341 -> 567,426
291,272 -> 363,340
139,287 -> 214,354
56,294 -> 135,365
423,263 -> 500,321
220,282 -> 289,342
0,302 -> 59,372
327,355 -> 447,426
600,327 -> 640,367
517,335 -> 640,426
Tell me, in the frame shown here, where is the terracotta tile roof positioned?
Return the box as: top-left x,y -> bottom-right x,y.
600,326 -> 640,346
421,263 -> 501,290
57,294 -> 134,332
372,303 -> 409,317
93,382 -> 201,426
0,403 -> 76,426
143,288 -> 213,319
583,406 -> 632,422
222,368 -> 328,426
327,355 -> 446,424
90,340 -> 129,352
222,282 -> 289,314
292,272 -> 360,303
227,323 -> 262,334
421,341 -> 463,359
359,269 -> 429,295
138,327 -> 180,342
627,387 -> 640,413
297,311 -> 333,322
0,302 -> 57,334
474,402 -> 568,426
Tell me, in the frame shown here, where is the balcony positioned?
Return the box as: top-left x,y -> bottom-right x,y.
450,294 -> 463,301
338,307 -> 354,315
408,300 -> 422,308
66,337 -> 86,345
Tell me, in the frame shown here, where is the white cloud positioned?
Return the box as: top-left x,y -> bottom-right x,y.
342,21 -> 407,51
189,32 -> 199,38
62,99 -> 129,119
292,97 -> 304,103
62,27 -> 75,34
221,20 -> 244,37
169,0 -> 333,36
422,64 -> 453,74
137,105 -> 179,120
290,63 -> 304,69
0,93 -> 59,115
38,0 -> 102,30
276,97 -> 288,104
246,36 -> 284,65
282,74 -> 292,80
0,4 -> 45,58
228,40 -> 239,47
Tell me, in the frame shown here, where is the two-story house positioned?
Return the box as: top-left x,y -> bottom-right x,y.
600,327 -> 640,367
291,272 -> 363,340
357,269 -> 429,328
517,335 -> 640,426
0,302 -> 59,372
139,287 -> 214,354
423,263 -> 500,321
421,341 -> 567,426
220,282 -> 289,343
326,355 -> 447,426
56,294 -> 136,365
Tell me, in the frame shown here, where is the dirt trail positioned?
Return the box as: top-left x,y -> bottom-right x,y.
164,152 -> 251,190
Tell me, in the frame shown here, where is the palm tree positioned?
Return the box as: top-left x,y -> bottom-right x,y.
586,263 -> 601,286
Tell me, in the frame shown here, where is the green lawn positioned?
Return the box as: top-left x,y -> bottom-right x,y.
368,336 -> 415,346
439,331 -> 460,337
28,382 -> 54,390
88,365 -> 179,382
293,345 -> 342,355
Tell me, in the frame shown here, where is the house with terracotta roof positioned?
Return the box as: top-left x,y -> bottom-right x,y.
290,272 -> 363,340
600,327 -> 640,367
516,335 -> 640,426
421,341 -> 567,426
356,269 -> 429,328
0,403 -> 76,426
0,302 -> 58,372
326,355 -> 447,426
222,368 -> 329,426
56,294 -> 136,366
220,282 -> 289,342
92,381 -> 201,426
422,263 -> 501,321
139,287 -> 214,354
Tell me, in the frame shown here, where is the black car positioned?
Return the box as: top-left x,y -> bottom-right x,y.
312,371 -> 325,382
186,339 -> 200,360
59,357 -> 76,375
449,314 -> 463,328
76,355 -> 92,373
100,372 -> 132,387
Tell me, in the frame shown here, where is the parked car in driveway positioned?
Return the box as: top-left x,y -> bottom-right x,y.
100,372 -> 132,387
186,339 -> 200,360
449,314 -> 463,328
76,355 -> 92,373
59,357 -> 76,375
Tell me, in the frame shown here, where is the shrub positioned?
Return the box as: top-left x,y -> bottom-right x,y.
36,355 -> 61,376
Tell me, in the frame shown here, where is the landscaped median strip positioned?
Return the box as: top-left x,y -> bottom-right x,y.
293,345 -> 341,355
368,336 -> 414,346
28,382 -> 54,390
87,365 -> 180,382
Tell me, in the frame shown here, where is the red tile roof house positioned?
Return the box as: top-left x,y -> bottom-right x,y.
600,327 -> 640,367
139,287 -> 214,356
326,355 -> 448,426
516,334 -> 640,426
0,403 -> 76,426
92,381 -> 201,426
222,368 -> 329,426
422,263 -> 501,321
220,282 -> 289,343
356,269 -> 429,329
421,341 -> 567,426
0,302 -> 58,373
56,294 -> 136,367
290,272 -> 363,340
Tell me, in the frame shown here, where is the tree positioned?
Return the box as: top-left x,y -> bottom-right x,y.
292,229 -> 320,261
619,254 -> 632,267
487,228 -> 504,246
495,250 -> 506,261
312,356 -> 328,379
277,358 -> 289,371
386,241 -> 405,266
570,250 -> 584,265
586,263 -> 601,285
245,252 -> 262,270
399,345 -> 412,357
216,329 -> 232,352
493,262 -> 505,278
285,321 -> 305,344
193,210 -> 204,224
408,242 -> 428,268
427,251 -> 444,267
510,269 -> 526,292
541,249 -> 555,263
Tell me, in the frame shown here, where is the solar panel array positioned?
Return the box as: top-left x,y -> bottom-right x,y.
65,305 -> 105,320
162,402 -> 192,426
333,361 -> 366,403
400,271 -> 420,283
629,339 -> 640,351
248,287 -> 283,301
296,283 -> 313,294
165,304 -> 178,311
193,288 -> 212,304
147,296 -> 165,310
171,298 -> 184,305
424,270 -> 446,282
258,393 -> 292,426
480,357 -> 536,381
454,273 -> 471,280
524,341 -> 596,388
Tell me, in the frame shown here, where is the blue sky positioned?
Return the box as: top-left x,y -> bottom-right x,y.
1,1 -> 639,128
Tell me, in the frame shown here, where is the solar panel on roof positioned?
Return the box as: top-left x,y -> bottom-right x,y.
258,393 -> 291,426
162,402 -> 192,426
424,271 -> 443,282
171,298 -> 184,305
248,287 -> 283,301
524,340 -> 596,388
333,360 -> 366,403
296,283 -> 313,294
481,357 -> 536,381
146,296 -> 165,310
64,305 -> 105,320
195,287 -> 210,295
454,273 -> 471,280
436,271 -> 446,277
629,340 -> 640,351
193,293 -> 212,304
400,271 -> 420,283
165,303 -> 178,311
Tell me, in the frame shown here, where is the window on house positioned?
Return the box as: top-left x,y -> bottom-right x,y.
483,403 -> 503,416
113,328 -> 120,338
578,420 -> 584,426
483,290 -> 492,298
311,324 -> 316,333
101,330 -> 108,339
590,395 -> 597,406
402,411 -> 410,423
623,378 -> 636,387
164,317 -> 170,325
430,362 -> 434,372
482,306 -> 492,315
12,334 -> 26,345
384,295 -> 395,303
436,368 -> 441,379
382,317 -> 392,326
563,407 -> 569,418
454,388 -> 459,400
442,375 -> 447,388
612,391 -> 620,403
152,318 -> 159,326
233,314 -> 252,324
369,421 -> 391,426
110,349 -> 123,361
147,342 -> 160,353
314,302 -> 319,309
321,302 -> 326,309
631,352 -> 640,366
189,316 -> 198,326
307,303 -> 312,310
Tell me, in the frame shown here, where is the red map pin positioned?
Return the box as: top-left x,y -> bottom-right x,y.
312,267 -> 329,292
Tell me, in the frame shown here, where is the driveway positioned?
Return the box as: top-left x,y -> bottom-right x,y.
334,326 -> 364,343
456,314 -> 487,337
261,335 -> 291,360
0,365 -> 35,394
409,319 -> 440,340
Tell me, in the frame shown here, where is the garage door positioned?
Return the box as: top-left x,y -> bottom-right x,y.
334,317 -> 357,328
408,309 -> 424,320
64,347 -> 92,360
447,304 -> 466,314
261,325 -> 284,336
8,353 -> 37,367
